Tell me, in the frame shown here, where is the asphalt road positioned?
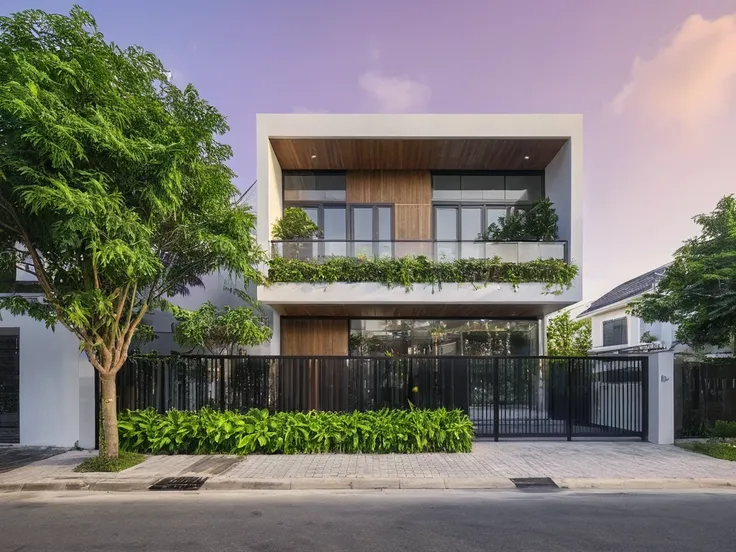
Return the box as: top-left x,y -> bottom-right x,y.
1,490 -> 736,551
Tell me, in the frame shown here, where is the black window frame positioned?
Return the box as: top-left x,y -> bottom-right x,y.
602,317 -> 628,347
431,170 -> 545,203
431,171 -> 544,242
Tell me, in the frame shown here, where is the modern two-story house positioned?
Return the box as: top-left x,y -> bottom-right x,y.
256,114 -> 583,358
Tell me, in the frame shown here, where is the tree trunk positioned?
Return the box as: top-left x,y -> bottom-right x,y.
100,374 -> 119,458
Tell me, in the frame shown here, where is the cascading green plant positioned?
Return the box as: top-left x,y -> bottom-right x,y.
267,256 -> 578,294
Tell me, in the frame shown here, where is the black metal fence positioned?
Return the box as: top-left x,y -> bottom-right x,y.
675,356 -> 736,437
116,354 -> 649,440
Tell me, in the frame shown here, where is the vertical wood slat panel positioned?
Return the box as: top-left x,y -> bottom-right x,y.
281,318 -> 349,356
346,170 -> 431,240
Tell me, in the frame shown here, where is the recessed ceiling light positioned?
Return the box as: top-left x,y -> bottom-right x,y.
524,155 -> 530,160
311,154 -> 317,159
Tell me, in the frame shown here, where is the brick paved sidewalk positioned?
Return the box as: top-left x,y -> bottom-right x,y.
2,441 -> 736,492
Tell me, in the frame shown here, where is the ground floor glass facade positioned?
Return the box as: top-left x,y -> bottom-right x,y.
348,319 -> 539,357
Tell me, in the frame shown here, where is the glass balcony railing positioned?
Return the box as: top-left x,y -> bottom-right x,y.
270,240 -> 568,264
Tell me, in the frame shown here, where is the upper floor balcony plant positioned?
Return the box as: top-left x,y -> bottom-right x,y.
266,204 -> 577,293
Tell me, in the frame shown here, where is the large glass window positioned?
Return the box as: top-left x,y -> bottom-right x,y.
603,317 -> 628,347
431,172 -> 542,202
349,319 -> 539,357
283,171 -> 346,201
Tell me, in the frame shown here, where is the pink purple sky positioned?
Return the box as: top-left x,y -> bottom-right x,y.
6,0 -> 736,302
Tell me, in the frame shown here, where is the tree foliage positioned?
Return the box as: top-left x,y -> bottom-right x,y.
171,300 -> 272,356
0,7 -> 264,456
546,310 -> 591,356
630,195 -> 736,351
271,207 -> 322,240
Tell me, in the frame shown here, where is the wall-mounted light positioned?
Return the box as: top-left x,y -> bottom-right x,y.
311,154 -> 317,159
524,155 -> 530,160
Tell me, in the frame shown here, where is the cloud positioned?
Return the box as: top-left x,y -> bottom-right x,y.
358,71 -> 431,112
610,14 -> 736,129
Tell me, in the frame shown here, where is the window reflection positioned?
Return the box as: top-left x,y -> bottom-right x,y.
348,319 -> 539,357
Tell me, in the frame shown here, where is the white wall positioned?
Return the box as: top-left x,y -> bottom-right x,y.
647,351 -> 675,445
0,312 -> 94,447
259,281 -> 581,310
545,139 -> 583,281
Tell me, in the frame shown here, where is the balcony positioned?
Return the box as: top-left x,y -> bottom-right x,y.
270,240 -> 567,264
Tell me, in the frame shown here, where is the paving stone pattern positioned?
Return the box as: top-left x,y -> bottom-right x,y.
3,442 -> 736,485
215,441 -> 736,481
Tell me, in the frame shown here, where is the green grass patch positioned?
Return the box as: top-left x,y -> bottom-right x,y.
678,440 -> 736,461
74,451 -> 147,473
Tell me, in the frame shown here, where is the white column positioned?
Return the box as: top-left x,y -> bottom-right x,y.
647,351 -> 675,445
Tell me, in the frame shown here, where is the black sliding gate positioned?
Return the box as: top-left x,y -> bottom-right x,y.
115,355 -> 649,441
0,335 -> 20,444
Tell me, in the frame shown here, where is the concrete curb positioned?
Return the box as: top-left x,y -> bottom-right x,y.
554,478 -> 736,490
2,477 -> 736,493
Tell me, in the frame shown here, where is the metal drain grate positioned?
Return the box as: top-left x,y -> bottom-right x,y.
149,476 -> 208,491
510,477 -> 559,489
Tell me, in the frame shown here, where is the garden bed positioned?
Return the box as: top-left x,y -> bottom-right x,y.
118,408 -> 474,455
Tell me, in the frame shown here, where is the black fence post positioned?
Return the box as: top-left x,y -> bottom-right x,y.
566,358 -> 573,441
219,357 -> 226,411
492,358 -> 500,442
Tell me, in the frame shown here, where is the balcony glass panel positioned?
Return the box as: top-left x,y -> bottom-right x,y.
271,240 -> 566,264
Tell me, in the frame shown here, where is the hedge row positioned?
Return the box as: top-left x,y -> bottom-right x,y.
118,408 -> 474,455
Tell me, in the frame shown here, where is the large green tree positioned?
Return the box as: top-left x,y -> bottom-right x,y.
0,7 -> 265,457
546,310 -> 591,356
630,195 -> 736,352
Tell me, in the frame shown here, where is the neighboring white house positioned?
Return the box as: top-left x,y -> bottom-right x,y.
577,263 -> 678,354
0,265 -> 96,448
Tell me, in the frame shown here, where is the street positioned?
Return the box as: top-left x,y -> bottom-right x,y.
1,490 -> 735,551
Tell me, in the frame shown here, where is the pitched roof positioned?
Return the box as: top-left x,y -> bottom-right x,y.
578,263 -> 673,317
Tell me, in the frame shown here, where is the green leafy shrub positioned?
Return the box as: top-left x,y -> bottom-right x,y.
711,420 -> 736,439
483,197 -> 559,241
267,255 -> 577,293
272,207 -> 322,240
680,440 -> 736,461
119,408 -> 474,455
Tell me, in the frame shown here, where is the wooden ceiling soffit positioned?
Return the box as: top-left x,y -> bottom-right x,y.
270,138 -> 568,171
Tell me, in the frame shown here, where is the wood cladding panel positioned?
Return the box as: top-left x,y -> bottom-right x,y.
280,318 -> 348,356
395,205 -> 431,240
347,171 -> 431,240
275,304 -> 550,318
346,171 -> 430,204
271,138 -> 567,171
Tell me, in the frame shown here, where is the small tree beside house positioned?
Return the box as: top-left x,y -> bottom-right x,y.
0,7 -> 264,459
546,310 -> 592,357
